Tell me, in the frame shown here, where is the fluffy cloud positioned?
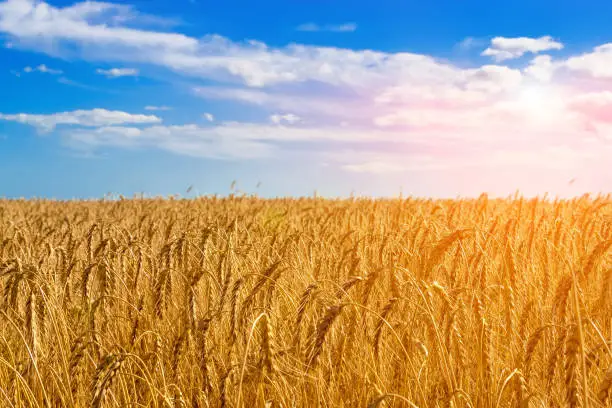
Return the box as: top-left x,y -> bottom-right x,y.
96,67 -> 139,77
0,109 -> 161,132
0,0 -> 458,88
524,55 -> 557,82
0,0 -> 196,49
0,0 -> 603,93
565,44 -> 612,78
296,23 -> 357,33
482,36 -> 563,61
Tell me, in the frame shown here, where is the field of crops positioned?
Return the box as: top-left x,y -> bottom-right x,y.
0,195 -> 610,407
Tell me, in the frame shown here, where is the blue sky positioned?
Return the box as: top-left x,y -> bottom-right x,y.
1,0 -> 611,199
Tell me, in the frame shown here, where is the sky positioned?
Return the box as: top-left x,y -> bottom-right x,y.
1,0 -> 612,199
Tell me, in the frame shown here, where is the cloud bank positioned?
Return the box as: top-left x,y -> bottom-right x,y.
0,0 -> 611,192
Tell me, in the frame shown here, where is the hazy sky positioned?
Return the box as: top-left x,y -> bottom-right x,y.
1,0 -> 611,199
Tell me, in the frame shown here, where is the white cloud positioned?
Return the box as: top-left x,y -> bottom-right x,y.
296,22 -> 357,33
0,0 -> 197,50
96,67 -> 139,77
565,44 -> 612,78
0,1 -> 447,88
270,113 -> 301,125
1,0 -> 612,192
144,105 -> 172,111
193,64 -> 522,126
36,64 -> 62,74
482,36 -> 563,61
23,64 -> 62,74
203,112 -> 214,122
4,105 -> 611,195
0,0 -> 604,97
52,117 -> 600,151
0,108 -> 161,132
524,55 -> 557,82
462,65 -> 523,93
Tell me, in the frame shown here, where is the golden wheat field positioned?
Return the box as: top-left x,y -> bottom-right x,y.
0,195 -> 611,408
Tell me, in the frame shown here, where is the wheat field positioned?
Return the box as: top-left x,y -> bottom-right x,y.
0,195 -> 611,407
